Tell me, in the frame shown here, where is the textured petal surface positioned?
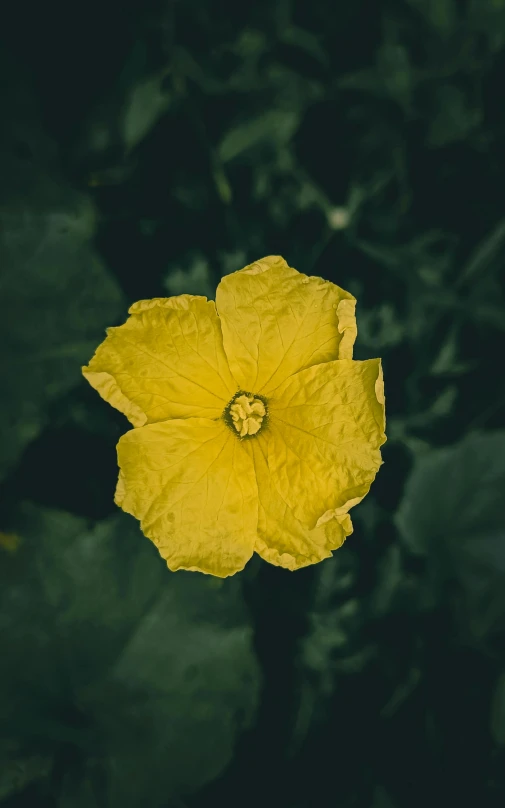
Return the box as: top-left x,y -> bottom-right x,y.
83,296 -> 237,426
267,359 -> 386,529
248,437 -> 352,570
216,255 -> 357,395
115,419 -> 258,577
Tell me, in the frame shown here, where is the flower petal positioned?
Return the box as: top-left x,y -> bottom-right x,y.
116,418 -> 258,577
83,296 -> 237,426
215,256 -> 357,395
266,359 -> 386,528
249,437 -> 352,570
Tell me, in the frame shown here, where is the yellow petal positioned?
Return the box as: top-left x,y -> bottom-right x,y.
116,418 -> 258,577
215,256 -> 357,395
248,437 -> 351,570
267,359 -> 386,529
82,296 -> 237,426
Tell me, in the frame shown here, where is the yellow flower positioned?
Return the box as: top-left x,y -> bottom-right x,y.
82,256 -> 386,577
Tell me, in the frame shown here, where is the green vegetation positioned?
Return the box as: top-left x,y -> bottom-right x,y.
1,1 -> 505,805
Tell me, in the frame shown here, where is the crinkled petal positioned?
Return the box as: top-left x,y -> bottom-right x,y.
215,256 -> 357,395
248,437 -> 352,570
82,296 -> 237,426
116,418 -> 258,577
266,359 -> 386,529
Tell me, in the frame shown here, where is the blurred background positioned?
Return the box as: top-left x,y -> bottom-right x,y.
1,0 -> 505,806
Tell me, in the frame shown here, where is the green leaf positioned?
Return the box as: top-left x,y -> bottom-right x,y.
407,0 -> 458,33
280,24 -> 329,67
296,551 -> 363,695
458,218 -> 505,287
395,431 -> 505,642
218,109 -> 299,163
122,69 -> 172,153
427,84 -> 481,147
430,327 -> 473,375
370,544 -> 404,618
0,505 -> 260,805
356,303 -> 405,350
163,253 -> 216,299
0,57 -> 124,480
0,743 -> 52,802
396,431 -> 505,556
467,0 -> 505,51
377,42 -> 412,110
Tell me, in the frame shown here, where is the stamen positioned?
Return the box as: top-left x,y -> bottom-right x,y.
227,393 -> 266,437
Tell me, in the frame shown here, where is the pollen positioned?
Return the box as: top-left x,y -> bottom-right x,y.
228,393 -> 266,437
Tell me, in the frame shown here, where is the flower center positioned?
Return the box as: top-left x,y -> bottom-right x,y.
226,392 -> 266,438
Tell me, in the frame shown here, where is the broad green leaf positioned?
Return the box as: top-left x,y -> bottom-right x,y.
0,505 -> 260,805
0,56 -> 124,480
396,431 -> 505,556
396,431 -> 505,642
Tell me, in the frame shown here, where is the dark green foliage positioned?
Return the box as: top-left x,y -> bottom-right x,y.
0,51 -> 125,481
0,506 -> 259,806
1,0 -> 505,806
